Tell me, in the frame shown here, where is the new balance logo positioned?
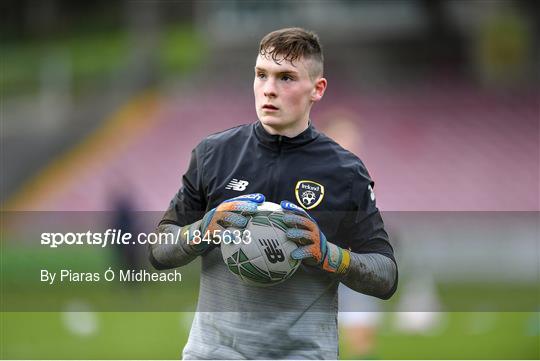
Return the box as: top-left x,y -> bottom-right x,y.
259,239 -> 285,264
225,179 -> 249,191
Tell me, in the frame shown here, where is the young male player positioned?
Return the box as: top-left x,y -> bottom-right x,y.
150,28 -> 397,359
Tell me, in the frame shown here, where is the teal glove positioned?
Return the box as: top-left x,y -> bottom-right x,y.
280,201 -> 350,274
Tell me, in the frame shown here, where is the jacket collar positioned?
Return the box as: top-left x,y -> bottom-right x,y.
253,121 -> 319,149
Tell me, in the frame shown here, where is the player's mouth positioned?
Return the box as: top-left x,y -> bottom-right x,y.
262,104 -> 279,111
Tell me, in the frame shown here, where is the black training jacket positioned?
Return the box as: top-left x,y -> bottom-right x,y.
160,121 -> 394,262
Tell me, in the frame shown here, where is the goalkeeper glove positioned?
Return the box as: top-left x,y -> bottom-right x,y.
183,193 -> 265,254
280,200 -> 350,274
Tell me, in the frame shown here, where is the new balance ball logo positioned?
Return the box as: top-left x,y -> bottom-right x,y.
225,179 -> 249,191
259,239 -> 285,263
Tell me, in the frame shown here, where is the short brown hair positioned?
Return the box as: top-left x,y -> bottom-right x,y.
259,27 -> 324,79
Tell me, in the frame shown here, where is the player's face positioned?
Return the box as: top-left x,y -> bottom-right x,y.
254,54 -> 326,136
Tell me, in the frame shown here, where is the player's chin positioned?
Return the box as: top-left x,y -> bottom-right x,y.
259,115 -> 286,127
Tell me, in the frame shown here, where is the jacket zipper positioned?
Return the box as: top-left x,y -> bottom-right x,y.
271,136 -> 283,200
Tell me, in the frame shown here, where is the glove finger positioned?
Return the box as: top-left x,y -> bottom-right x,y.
286,228 -> 314,245
282,213 -> 315,231
216,211 -> 249,228
218,200 -> 259,214
293,245 -> 325,265
225,193 -> 265,204
291,246 -> 315,260
280,200 -> 307,215
280,200 -> 314,221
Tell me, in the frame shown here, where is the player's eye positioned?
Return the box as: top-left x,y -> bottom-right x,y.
256,73 -> 266,79
281,75 -> 293,81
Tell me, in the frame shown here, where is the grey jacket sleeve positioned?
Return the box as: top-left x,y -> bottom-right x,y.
148,223 -> 199,270
338,252 -> 397,300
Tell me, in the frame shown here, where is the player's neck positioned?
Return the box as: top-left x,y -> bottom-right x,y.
261,119 -> 310,138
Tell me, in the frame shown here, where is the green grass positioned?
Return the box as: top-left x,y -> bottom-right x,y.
1,312 -> 193,359
1,312 -> 537,359
353,312 -> 538,359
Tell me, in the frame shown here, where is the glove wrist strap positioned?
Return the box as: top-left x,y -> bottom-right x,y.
325,242 -> 350,274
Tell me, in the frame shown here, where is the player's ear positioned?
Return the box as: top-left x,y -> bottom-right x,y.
311,77 -> 327,102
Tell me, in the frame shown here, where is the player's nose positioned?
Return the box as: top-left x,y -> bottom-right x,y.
263,78 -> 277,98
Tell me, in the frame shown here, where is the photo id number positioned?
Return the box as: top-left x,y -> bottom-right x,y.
185,229 -> 252,245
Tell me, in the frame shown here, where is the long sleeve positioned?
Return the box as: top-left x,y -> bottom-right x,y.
339,252 -> 397,299
335,163 -> 398,299
149,223 -> 201,270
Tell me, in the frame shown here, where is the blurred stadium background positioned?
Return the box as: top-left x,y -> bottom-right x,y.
1,0 -> 539,359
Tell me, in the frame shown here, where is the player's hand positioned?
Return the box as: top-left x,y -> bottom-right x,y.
184,193 -> 265,254
280,201 -> 350,274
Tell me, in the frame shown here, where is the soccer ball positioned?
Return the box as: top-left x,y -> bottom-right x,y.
221,201 -> 301,286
